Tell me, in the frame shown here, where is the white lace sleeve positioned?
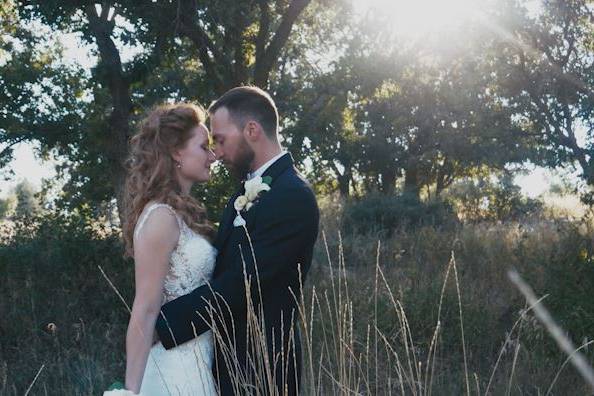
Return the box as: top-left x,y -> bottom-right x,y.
133,203 -> 183,240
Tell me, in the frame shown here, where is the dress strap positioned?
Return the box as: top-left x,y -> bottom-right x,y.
134,203 -> 183,240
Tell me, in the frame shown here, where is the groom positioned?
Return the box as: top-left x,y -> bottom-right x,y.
155,86 -> 320,395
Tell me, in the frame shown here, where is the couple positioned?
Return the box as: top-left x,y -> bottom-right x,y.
115,87 -> 319,395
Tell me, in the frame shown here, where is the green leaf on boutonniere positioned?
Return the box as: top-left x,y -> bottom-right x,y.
107,381 -> 125,390
262,176 -> 272,185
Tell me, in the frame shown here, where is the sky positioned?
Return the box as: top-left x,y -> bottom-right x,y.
0,143 -> 57,198
0,0 -> 581,200
0,30 -> 93,199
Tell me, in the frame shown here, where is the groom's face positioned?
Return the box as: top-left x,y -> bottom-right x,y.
210,107 -> 255,180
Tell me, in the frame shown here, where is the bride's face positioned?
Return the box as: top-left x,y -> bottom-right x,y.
174,124 -> 216,183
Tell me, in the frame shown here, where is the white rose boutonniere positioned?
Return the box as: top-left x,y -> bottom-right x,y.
234,195 -> 249,211
233,176 -> 272,227
244,176 -> 271,201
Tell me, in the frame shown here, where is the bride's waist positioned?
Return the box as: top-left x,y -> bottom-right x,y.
162,281 -> 210,303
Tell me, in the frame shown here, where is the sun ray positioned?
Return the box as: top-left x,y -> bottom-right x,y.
355,0 -> 481,38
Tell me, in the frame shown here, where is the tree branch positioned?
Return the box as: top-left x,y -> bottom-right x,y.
230,8 -> 249,86
255,0 -> 271,63
0,135 -> 29,159
85,4 -> 132,165
254,0 -> 311,86
85,5 -> 122,80
176,0 -> 226,90
124,32 -> 169,85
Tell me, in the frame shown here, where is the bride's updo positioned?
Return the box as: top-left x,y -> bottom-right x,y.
122,103 -> 216,258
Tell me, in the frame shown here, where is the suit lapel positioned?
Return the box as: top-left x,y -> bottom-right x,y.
260,152 -> 293,184
216,153 -> 294,252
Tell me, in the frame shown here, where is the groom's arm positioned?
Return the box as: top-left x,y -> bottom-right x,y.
155,185 -> 319,349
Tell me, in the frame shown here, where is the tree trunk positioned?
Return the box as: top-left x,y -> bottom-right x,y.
253,0 -> 312,87
403,166 -> 421,200
382,168 -> 397,195
86,5 -> 139,225
106,112 -> 131,226
337,170 -> 351,198
435,157 -> 453,197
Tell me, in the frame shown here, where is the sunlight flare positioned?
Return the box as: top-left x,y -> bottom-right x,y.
357,0 -> 481,37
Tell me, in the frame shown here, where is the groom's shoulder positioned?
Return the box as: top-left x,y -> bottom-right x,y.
269,168 -> 318,214
274,167 -> 315,196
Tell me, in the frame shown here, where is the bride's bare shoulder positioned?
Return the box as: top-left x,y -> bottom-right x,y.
134,202 -> 180,246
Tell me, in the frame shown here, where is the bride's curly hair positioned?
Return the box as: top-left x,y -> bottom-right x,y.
122,103 -> 216,258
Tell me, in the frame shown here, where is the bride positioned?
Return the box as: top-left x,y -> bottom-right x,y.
117,103 -> 218,395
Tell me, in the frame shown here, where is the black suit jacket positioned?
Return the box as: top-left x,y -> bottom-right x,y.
155,153 -> 320,395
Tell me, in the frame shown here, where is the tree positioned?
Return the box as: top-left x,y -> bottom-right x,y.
14,180 -> 40,217
174,0 -> 313,93
495,0 -> 594,200
4,0 -> 320,220
1,1 -> 86,172
0,196 -> 15,219
280,1 -> 539,199
358,51 -> 535,199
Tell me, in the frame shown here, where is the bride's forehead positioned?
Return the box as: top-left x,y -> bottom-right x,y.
187,124 -> 208,142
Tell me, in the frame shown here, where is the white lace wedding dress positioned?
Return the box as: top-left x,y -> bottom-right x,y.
134,203 -> 218,396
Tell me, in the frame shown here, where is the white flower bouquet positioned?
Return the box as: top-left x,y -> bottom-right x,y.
103,381 -> 139,396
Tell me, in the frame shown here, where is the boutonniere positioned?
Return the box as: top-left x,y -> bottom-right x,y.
233,176 -> 272,227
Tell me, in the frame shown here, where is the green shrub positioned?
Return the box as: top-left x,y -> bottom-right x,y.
342,192 -> 458,234
0,211 -> 132,395
2,208 -> 593,394
445,174 -> 544,222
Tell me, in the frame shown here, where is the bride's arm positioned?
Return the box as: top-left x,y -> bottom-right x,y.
125,207 -> 179,393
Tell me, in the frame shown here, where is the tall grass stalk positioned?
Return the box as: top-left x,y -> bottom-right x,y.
4,212 -> 594,394
508,269 -> 594,392
23,364 -> 45,396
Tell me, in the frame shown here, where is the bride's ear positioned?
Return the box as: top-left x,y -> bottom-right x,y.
171,149 -> 182,164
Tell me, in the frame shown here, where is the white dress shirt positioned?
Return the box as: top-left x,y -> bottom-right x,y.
247,151 -> 288,180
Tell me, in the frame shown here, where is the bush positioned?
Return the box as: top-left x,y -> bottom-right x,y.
0,211 -> 132,395
2,207 -> 593,394
445,174 -> 544,222
342,191 -> 458,234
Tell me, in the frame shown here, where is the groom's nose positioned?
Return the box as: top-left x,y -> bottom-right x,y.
213,146 -> 223,161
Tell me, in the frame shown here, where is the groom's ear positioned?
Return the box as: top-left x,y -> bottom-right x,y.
244,120 -> 263,142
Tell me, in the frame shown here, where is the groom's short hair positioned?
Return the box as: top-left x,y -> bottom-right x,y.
208,86 -> 279,140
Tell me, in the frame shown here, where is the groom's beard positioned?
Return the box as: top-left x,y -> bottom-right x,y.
228,137 -> 255,181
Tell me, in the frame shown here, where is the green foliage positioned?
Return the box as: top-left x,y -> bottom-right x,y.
534,223 -> 594,343
4,0 -> 591,214
0,210 -> 131,394
314,211 -> 594,393
2,206 -> 594,393
445,173 -> 544,222
0,195 -> 14,219
495,0 -> 594,192
192,164 -> 237,223
341,192 -> 458,234
13,180 -> 41,218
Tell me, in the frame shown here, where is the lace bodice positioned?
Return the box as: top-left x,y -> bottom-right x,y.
134,202 -> 217,303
